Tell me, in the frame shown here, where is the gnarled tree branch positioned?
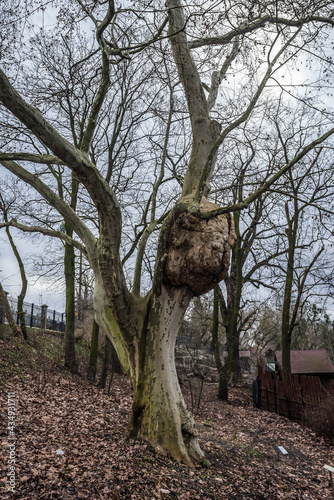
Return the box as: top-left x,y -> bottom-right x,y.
0,218 -> 87,256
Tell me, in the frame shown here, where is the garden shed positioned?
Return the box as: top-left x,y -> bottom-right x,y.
275,349 -> 334,382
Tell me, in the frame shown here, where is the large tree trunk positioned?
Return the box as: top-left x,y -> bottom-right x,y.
224,276 -> 242,381
226,325 -> 241,382
128,285 -> 204,466
94,278 -> 205,465
64,241 -> 77,373
94,279 -> 204,465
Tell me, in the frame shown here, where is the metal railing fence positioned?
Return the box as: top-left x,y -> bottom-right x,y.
1,296 -> 65,332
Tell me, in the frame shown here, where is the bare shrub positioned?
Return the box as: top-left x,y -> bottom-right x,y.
177,346 -> 209,413
304,397 -> 334,439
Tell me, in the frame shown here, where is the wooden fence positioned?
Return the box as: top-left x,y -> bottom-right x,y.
255,364 -> 334,435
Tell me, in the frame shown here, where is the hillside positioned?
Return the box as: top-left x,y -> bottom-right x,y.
1,335 -> 333,499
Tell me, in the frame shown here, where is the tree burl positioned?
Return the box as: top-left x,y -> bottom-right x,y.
164,198 -> 236,295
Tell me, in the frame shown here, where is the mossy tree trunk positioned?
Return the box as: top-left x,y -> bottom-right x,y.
128,285 -> 204,466
92,194 -> 235,465
99,334 -> 112,388
212,286 -> 228,401
0,198 -> 28,340
64,237 -> 77,373
0,282 -> 22,337
88,318 -> 99,382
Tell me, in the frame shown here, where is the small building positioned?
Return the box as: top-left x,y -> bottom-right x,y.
275,349 -> 334,383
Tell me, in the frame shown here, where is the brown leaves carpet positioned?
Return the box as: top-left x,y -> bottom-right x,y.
1,337 -> 333,499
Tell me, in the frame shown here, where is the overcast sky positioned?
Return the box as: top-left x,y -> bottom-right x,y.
0,227 -> 66,312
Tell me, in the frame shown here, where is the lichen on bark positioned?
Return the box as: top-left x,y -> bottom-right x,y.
128,284 -> 204,466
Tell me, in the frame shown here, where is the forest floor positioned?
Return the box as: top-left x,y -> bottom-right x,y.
0,335 -> 334,499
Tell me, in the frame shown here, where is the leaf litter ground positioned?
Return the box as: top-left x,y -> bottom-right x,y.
0,336 -> 333,499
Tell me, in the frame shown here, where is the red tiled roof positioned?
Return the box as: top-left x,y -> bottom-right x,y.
275,350 -> 334,374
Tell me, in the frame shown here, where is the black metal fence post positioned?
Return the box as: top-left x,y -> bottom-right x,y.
4,297 -> 65,332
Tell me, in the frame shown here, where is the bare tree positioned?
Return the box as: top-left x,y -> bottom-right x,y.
1,0 -> 334,465
0,281 -> 22,337
212,286 -> 228,400
266,148 -> 334,373
0,186 -> 28,339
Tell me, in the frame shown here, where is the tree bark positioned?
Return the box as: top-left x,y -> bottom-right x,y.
128,285 -> 204,466
64,241 -> 77,373
111,341 -> 123,375
281,201 -> 298,374
212,286 -> 228,401
166,0 -> 220,198
93,272 -> 205,465
2,213 -> 28,340
0,283 -> 22,337
224,214 -> 243,382
17,296 -> 28,341
88,319 -> 99,382
99,334 -> 112,389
